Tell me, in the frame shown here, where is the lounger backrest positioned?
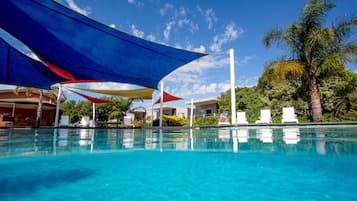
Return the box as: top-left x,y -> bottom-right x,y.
282,107 -> 295,120
261,109 -> 271,121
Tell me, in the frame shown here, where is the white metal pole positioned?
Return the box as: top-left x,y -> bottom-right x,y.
151,98 -> 154,127
190,98 -> 194,127
92,102 -> 96,127
54,84 -> 62,127
159,81 -> 164,128
12,103 -> 15,127
230,48 -> 237,125
12,103 -> 15,116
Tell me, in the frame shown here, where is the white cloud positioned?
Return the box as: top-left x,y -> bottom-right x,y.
165,81 -> 231,99
65,0 -> 90,16
236,76 -> 259,87
197,6 -> 217,30
164,53 -> 229,84
237,56 -> 254,65
161,5 -> 199,41
128,0 -> 144,7
205,8 -> 218,30
164,21 -> 175,41
146,34 -> 156,41
185,44 -> 206,53
130,24 -> 145,38
210,23 -> 243,52
160,3 -> 174,16
177,18 -> 199,32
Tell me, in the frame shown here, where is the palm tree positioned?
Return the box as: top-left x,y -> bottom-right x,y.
263,0 -> 356,122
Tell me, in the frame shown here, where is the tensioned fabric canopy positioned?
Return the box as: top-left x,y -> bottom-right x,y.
0,38 -> 65,89
154,91 -> 182,104
0,0 -> 206,89
65,88 -> 111,104
67,87 -> 154,100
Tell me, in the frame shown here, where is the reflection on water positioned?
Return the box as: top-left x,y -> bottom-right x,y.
0,125 -> 357,157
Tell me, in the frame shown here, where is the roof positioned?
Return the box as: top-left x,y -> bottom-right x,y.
0,0 -> 206,89
186,98 -> 218,106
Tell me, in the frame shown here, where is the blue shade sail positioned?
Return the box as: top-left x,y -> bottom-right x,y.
0,0 -> 206,89
0,38 -> 65,89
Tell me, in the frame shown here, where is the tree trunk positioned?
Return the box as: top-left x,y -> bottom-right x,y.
308,72 -> 322,122
36,90 -> 43,127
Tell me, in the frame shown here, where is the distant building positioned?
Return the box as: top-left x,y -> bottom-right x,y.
0,89 -> 61,127
147,106 -> 189,121
187,98 -> 219,120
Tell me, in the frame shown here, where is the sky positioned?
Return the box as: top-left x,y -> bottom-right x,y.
1,0 -> 356,110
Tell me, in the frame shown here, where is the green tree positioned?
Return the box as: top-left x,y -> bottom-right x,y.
263,0 -> 357,122
108,97 -> 133,120
218,87 -> 266,123
60,100 -> 79,123
257,62 -> 310,121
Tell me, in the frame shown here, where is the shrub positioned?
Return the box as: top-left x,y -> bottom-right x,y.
193,116 -> 219,126
152,115 -> 186,126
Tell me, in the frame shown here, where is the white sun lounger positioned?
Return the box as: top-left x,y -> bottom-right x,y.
282,107 -> 299,123
236,112 -> 248,124
256,109 -> 272,124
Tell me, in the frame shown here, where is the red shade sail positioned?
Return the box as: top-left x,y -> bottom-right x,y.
154,92 -> 182,104
67,88 -> 111,104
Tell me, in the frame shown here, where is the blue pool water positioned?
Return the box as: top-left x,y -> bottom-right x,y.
0,125 -> 357,201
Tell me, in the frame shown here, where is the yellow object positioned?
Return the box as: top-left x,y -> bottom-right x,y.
69,87 -> 154,99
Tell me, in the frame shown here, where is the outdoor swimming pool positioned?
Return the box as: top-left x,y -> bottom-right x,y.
0,125 -> 357,201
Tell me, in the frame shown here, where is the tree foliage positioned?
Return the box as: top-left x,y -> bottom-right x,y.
262,0 -> 357,121
60,96 -> 134,123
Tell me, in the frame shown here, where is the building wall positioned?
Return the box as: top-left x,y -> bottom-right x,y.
0,91 -> 57,127
194,103 -> 218,119
0,107 -> 55,127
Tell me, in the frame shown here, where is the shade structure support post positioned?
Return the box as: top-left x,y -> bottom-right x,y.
11,103 -> 15,127
230,48 -> 237,125
190,98 -> 194,127
54,84 -> 62,127
151,98 -> 154,128
92,102 -> 96,127
159,81 -> 164,128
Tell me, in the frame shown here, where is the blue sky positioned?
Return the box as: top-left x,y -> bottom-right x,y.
1,0 -> 356,110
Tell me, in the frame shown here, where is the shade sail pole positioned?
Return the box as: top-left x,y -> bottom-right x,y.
54,84 -> 62,127
151,98 -> 154,127
159,81 -> 164,128
12,103 -> 15,127
92,102 -> 96,127
190,98 -> 194,127
230,48 -> 237,125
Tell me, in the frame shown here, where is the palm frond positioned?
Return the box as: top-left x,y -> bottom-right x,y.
274,60 -> 306,81
300,0 -> 335,29
262,28 -> 284,47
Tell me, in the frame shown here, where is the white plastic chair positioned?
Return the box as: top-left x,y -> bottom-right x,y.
124,116 -> 133,127
59,115 -> 70,127
236,112 -> 248,124
80,116 -> 90,127
256,109 -> 272,124
282,107 -> 299,123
